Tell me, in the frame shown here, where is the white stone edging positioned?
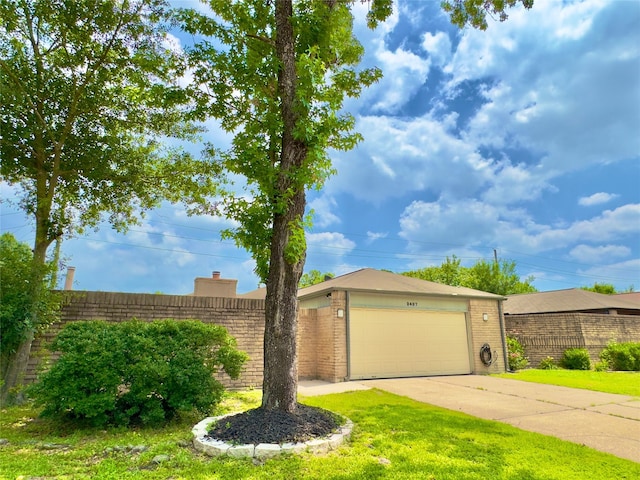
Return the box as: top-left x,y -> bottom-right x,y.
192,413 -> 353,459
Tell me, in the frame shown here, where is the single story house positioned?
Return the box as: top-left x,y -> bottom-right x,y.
503,288 -> 640,365
242,268 -> 508,381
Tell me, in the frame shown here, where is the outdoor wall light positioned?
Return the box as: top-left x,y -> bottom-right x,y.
482,313 -> 489,321
337,308 -> 344,318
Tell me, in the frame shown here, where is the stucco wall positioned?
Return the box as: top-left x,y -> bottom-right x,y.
28,291 -> 265,390
506,312 -> 640,366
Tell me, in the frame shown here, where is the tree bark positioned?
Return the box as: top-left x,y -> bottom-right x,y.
0,330 -> 35,406
1,224 -> 52,405
261,0 -> 307,413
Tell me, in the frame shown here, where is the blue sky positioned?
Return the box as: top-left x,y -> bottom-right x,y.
2,0 -> 639,295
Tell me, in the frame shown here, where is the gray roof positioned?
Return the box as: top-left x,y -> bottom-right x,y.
616,292 -> 640,303
237,287 -> 266,300
504,288 -> 640,315
298,268 -> 504,300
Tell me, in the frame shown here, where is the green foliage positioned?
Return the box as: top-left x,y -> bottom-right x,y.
494,370 -> 640,397
600,342 -> 640,371
506,336 -> 529,370
29,319 -> 248,427
403,255 -> 464,286
581,283 -> 617,294
593,360 -> 609,372
0,233 -> 61,358
538,356 -> 558,370
179,1 -> 387,283
560,348 -> 591,370
403,256 -> 537,295
442,0 -> 534,30
300,270 -> 334,288
0,0 -> 212,261
2,389 -> 637,479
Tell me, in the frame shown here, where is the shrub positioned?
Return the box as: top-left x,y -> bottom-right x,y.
506,336 -> 529,370
538,356 -> 557,370
29,319 -> 248,427
593,360 -> 609,372
600,342 -> 640,371
560,348 -> 591,370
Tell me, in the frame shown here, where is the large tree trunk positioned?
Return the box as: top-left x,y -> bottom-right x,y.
1,208 -> 53,405
261,0 -> 307,413
0,331 -> 35,406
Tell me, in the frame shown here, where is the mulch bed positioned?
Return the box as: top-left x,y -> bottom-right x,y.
206,403 -> 341,445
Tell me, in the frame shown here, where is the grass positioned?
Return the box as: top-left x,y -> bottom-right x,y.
1,389 -> 638,479
494,369 -> 640,397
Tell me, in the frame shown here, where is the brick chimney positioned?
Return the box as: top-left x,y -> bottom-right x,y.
64,266 -> 75,290
193,271 -> 237,297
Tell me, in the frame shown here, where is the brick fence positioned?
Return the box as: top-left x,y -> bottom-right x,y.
28,291 -> 266,390
505,312 -> 640,367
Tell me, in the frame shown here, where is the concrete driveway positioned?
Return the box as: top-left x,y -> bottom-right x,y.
298,375 -> 640,463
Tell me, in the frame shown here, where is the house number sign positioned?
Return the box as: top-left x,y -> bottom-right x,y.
406,301 -> 418,307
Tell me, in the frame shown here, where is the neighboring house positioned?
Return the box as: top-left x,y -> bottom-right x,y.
504,289 -> 640,366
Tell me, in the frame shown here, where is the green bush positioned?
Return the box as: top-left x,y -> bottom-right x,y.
593,360 -> 609,372
506,336 -> 529,370
560,348 -> 591,370
538,356 -> 557,370
29,319 -> 248,427
599,342 -> 640,371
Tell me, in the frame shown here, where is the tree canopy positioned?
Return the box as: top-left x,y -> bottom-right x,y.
300,270 -> 335,288
0,0 -> 212,265
403,255 -> 537,296
0,0 -> 213,403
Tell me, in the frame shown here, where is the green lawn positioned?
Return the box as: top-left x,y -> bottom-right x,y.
1,389 -> 638,479
494,370 -> 640,397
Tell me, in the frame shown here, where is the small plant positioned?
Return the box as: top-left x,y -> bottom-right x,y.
506,336 -> 529,371
560,348 -> 591,370
538,356 -> 557,370
599,341 -> 640,371
593,360 -> 609,372
29,319 -> 248,427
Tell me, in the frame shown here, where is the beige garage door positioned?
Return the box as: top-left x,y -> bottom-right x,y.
349,308 -> 471,379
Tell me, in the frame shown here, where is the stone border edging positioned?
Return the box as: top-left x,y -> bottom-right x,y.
192,413 -> 353,459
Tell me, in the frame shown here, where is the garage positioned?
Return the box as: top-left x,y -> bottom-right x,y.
297,268 -> 507,382
349,307 -> 471,379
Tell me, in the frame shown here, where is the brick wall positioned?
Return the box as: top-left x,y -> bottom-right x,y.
28,291 -> 265,390
468,299 -> 506,374
506,312 -> 640,366
298,308 -> 318,379
298,291 -> 348,382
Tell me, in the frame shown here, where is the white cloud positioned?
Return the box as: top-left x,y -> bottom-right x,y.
367,231 -> 388,244
398,199 -> 640,260
500,204 -> 640,253
399,199 -> 500,252
577,258 -> 640,288
569,244 -> 631,263
369,46 -> 431,113
447,0 -> 640,173
421,31 -> 452,67
308,195 -> 341,228
578,192 -> 619,206
329,114 -> 495,204
307,232 -> 356,254
482,161 -> 555,204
